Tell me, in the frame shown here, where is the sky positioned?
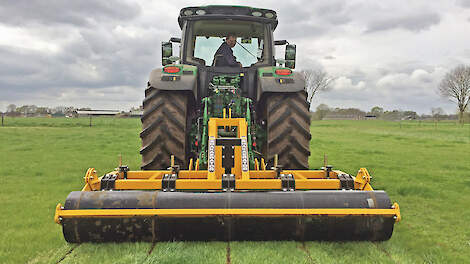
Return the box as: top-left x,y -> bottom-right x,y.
1,0 -> 470,114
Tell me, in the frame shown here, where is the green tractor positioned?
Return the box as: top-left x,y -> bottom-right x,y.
141,5 -> 311,171
54,6 -> 401,242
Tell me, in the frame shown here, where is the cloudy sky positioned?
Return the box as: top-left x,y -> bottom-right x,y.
1,0 -> 470,114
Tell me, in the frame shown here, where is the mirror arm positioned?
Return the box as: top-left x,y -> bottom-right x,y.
274,40 -> 288,45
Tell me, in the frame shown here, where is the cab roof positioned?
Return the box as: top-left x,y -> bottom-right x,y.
178,5 -> 278,30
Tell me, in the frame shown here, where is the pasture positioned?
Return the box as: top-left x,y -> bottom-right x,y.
1,117 -> 469,263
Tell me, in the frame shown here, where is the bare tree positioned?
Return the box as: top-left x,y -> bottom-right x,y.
303,69 -> 335,103
431,107 -> 445,122
438,65 -> 470,124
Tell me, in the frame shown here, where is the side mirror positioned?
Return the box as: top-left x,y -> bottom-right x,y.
162,41 -> 173,66
285,44 -> 296,69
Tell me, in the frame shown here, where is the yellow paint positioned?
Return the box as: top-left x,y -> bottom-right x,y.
261,158 -> 266,170
354,168 -> 374,191
55,207 -> 401,222
188,158 -> 193,171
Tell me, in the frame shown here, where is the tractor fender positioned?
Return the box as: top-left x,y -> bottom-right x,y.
257,71 -> 305,100
148,68 -> 197,99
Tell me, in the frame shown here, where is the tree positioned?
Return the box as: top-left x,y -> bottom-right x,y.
6,104 -> 16,113
370,106 -> 384,117
438,65 -> 470,124
303,69 -> 335,103
36,107 -> 49,115
315,104 -> 330,120
431,107 -> 445,122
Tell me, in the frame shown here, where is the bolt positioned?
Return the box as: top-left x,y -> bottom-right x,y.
61,206 -> 64,210
393,216 -> 397,220
391,205 -> 395,209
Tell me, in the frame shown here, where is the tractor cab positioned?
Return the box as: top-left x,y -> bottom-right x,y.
160,6 -> 298,100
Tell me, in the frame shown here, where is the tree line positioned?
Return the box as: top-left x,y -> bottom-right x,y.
3,104 -> 143,117
311,104 -> 463,121
4,105 -> 80,117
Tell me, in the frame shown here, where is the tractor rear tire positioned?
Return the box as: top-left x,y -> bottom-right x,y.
265,92 -> 311,169
140,88 -> 189,170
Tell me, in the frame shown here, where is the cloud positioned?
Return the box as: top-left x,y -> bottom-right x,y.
314,66 -> 450,113
457,0 -> 470,8
323,55 -> 336,60
334,77 -> 366,91
365,12 -> 440,33
0,0 -> 140,26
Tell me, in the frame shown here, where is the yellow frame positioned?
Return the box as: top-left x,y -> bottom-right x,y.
56,116 -> 400,224
55,203 -> 401,223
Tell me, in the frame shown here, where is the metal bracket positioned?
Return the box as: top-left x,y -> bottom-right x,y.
324,165 -> 333,179
222,174 -> 236,191
216,138 -> 241,174
119,165 -> 129,179
274,165 -> 283,178
338,174 -> 354,190
271,154 -> 283,178
280,173 -> 295,191
100,174 -> 117,190
162,173 -> 177,192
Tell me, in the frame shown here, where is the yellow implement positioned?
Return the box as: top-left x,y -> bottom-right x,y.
55,117 -> 400,242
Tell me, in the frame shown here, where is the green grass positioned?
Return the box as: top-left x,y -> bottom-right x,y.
1,117 -> 469,263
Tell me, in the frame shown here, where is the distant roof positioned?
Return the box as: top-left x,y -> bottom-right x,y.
76,110 -> 120,115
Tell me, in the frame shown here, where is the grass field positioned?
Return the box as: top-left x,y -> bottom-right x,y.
1,117 -> 469,263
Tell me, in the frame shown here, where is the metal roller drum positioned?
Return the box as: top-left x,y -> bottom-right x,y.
61,191 -> 395,242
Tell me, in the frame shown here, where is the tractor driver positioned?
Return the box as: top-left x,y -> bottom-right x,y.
212,33 -> 242,67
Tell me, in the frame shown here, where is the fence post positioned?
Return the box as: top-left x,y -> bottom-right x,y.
1,112 -> 4,127
89,115 -> 92,127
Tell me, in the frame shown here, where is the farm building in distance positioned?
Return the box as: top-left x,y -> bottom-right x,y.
74,109 -> 143,117
75,110 -> 120,116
